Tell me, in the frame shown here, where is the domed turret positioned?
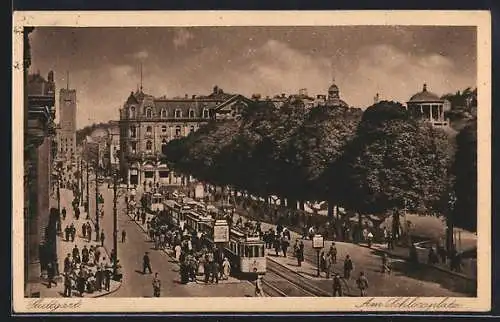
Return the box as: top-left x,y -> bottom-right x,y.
326,77 -> 348,108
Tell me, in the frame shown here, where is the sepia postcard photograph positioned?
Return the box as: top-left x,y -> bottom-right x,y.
12,10 -> 491,313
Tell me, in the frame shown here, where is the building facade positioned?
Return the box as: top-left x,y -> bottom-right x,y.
57,86 -> 77,184
407,83 -> 450,127
119,86 -> 252,188
24,28 -> 59,297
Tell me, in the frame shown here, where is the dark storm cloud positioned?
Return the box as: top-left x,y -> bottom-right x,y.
28,26 -> 476,128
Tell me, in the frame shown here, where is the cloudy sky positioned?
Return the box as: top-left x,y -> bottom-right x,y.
29,26 -> 476,129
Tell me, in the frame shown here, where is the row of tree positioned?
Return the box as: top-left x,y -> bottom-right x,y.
162,98 -> 477,232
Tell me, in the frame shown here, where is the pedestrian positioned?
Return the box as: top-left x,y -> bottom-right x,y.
82,223 -> 87,239
152,272 -> 161,297
174,244 -> 182,262
46,262 -> 57,288
95,267 -> 103,292
273,235 -> 280,257
332,273 -> 342,297
75,207 -> 80,220
64,225 -> 70,241
281,236 -> 289,258
367,231 -> 374,248
221,257 -> 231,280
203,255 -> 211,283
298,240 -> 304,266
82,245 -> 89,265
255,274 -> 264,297
64,253 -> 72,273
70,224 -> 76,242
343,255 -> 353,279
428,247 -> 439,265
121,230 -> 126,243
72,245 -> 80,262
143,252 -> 152,274
329,243 -> 337,264
63,272 -> 72,297
381,253 -> 391,274
100,230 -> 105,247
105,266 -> 113,287
62,207 -> 67,220
142,212 -> 146,225
325,252 -> 333,279
87,223 -> 92,242
77,270 -> 86,297
211,261 -> 220,284
356,272 -> 369,296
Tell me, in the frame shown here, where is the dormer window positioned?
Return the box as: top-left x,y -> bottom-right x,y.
129,106 -> 136,118
146,108 -> 153,118
161,109 -> 167,118
189,109 -> 195,118
203,109 -> 210,118
175,109 -> 182,118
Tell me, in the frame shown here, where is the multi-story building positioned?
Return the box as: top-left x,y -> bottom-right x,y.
119,85 -> 252,188
24,28 -> 59,297
57,84 -> 77,184
108,121 -> 120,171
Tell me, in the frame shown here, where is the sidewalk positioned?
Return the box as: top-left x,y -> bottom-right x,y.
38,188 -> 121,298
125,203 -> 241,285
360,242 -> 477,281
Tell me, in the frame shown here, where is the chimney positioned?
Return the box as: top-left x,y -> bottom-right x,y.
192,95 -> 196,99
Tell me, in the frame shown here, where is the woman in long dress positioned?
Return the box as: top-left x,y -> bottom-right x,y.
174,244 -> 182,262
222,257 -> 231,280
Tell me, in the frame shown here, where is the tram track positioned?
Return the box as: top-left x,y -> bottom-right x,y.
263,259 -> 331,297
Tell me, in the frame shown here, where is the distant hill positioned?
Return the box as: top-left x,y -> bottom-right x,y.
76,121 -> 116,145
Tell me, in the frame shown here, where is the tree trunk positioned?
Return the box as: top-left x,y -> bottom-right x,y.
392,209 -> 401,240
358,212 -> 363,243
327,201 -> 334,218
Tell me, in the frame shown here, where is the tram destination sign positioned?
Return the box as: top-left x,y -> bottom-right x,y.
213,220 -> 229,243
312,234 -> 324,249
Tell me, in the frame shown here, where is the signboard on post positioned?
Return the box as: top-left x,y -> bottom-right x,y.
312,234 -> 324,249
213,220 -> 229,243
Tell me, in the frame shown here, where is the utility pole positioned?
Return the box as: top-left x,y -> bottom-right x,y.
112,171 -> 119,278
95,149 -> 100,242
79,158 -> 83,206
86,160 -> 90,218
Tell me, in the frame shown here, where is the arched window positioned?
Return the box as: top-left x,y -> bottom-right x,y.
175,126 -> 182,136
129,106 -> 136,118
146,126 -> 152,133
161,109 -> 167,118
175,109 -> 182,118
146,140 -> 152,151
190,125 -> 195,133
189,109 -> 195,118
130,125 -> 136,138
146,108 -> 152,118
203,109 -> 209,118
161,125 -> 167,133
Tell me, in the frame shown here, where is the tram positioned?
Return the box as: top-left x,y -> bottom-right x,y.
151,192 -> 164,212
198,220 -> 267,275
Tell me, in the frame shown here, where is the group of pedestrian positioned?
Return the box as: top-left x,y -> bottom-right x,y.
81,221 -> 94,242
62,249 -> 113,297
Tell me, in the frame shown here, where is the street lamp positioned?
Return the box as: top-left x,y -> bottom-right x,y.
112,170 -> 123,279
446,191 -> 457,256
